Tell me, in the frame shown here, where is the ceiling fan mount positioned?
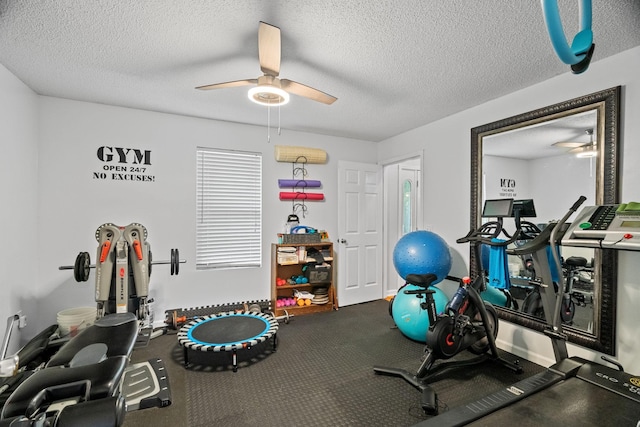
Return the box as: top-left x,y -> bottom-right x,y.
196,22 -> 337,106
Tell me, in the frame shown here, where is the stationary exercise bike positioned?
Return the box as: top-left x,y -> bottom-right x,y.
497,199 -> 578,324
374,206 -> 523,415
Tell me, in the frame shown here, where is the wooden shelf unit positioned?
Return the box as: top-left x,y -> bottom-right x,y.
271,242 -> 337,316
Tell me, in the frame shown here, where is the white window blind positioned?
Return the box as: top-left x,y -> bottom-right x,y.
196,148 -> 262,269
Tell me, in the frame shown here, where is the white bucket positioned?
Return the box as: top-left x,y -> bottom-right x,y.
57,306 -> 97,337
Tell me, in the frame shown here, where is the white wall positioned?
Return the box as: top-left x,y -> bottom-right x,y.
23,97 -> 377,338
0,64 -> 39,354
378,46 -> 640,370
529,154 -> 596,221
483,152 -> 595,227
483,156 -> 530,201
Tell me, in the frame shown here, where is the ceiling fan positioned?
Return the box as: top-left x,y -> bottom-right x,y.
552,129 -> 597,157
196,22 -> 337,106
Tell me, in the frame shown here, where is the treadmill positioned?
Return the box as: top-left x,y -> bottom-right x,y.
415,197 -> 640,426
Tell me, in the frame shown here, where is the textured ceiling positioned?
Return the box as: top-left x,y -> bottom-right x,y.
1,1 -> 639,142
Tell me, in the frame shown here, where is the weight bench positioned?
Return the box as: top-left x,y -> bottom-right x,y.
0,313 -> 137,426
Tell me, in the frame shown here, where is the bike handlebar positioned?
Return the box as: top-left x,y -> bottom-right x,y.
457,227 -> 522,246
507,196 -> 586,257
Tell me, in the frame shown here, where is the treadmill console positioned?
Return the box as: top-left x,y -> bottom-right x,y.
562,204 -> 640,250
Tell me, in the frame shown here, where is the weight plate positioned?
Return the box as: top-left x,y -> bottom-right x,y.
148,249 -> 153,277
74,252 -> 91,282
73,252 -> 82,282
170,249 -> 175,276
174,248 -> 179,275
170,311 -> 178,330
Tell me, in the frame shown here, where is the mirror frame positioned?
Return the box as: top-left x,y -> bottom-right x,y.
470,86 -> 621,355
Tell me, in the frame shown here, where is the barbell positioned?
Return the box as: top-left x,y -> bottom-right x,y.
165,306 -> 293,330
59,248 -> 185,282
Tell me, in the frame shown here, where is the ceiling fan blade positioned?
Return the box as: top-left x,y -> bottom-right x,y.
281,79 -> 337,105
259,22 -> 281,77
196,79 -> 257,90
552,141 -> 588,148
569,144 -> 596,153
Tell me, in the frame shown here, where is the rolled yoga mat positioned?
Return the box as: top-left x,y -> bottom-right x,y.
274,145 -> 327,164
278,179 -> 322,188
279,192 -> 325,201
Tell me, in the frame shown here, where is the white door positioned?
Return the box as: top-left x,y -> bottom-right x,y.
337,161 -> 383,306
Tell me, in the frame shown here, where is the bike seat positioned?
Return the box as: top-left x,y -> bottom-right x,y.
565,256 -> 588,268
405,273 -> 438,288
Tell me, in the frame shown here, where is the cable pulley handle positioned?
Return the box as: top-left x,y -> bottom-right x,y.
541,0 -> 595,73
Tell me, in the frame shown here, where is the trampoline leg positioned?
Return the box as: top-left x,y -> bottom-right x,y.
232,349 -> 238,373
183,347 -> 189,368
273,332 -> 278,351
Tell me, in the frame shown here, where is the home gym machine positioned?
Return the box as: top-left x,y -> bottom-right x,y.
59,222 -> 185,332
374,198 -> 524,415
56,223 -> 180,414
416,196 -> 640,426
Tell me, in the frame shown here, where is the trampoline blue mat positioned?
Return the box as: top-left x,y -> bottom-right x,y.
187,314 -> 270,347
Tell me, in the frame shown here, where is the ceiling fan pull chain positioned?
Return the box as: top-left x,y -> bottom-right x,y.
267,104 -> 271,143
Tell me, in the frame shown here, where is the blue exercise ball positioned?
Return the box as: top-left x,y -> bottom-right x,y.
393,230 -> 452,284
391,284 -> 449,342
480,244 -> 490,270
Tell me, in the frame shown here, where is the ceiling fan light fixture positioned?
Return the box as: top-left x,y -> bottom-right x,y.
575,128 -> 597,158
248,85 -> 290,106
575,146 -> 598,158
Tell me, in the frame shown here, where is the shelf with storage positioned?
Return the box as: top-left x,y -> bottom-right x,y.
271,242 -> 337,317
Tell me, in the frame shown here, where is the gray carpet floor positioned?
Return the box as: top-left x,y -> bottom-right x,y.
123,299 -> 544,427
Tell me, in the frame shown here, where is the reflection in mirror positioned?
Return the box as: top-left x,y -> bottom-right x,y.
402,179 -> 412,235
483,112 -> 597,333
470,86 -> 620,355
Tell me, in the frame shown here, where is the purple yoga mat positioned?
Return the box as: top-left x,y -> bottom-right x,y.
278,179 -> 322,188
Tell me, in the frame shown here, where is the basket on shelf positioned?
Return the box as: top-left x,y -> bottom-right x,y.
281,233 -> 321,244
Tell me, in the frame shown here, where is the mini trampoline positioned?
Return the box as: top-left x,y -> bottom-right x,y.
177,311 -> 278,372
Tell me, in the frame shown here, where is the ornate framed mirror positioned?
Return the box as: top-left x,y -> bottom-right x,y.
470,86 -> 621,355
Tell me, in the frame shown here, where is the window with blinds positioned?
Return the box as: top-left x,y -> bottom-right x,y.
196,148 -> 262,269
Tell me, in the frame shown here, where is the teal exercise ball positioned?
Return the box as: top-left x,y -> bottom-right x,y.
391,284 -> 449,342
481,285 -> 509,308
393,230 -> 452,284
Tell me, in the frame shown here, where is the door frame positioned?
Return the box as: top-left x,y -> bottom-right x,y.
381,151 -> 424,297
